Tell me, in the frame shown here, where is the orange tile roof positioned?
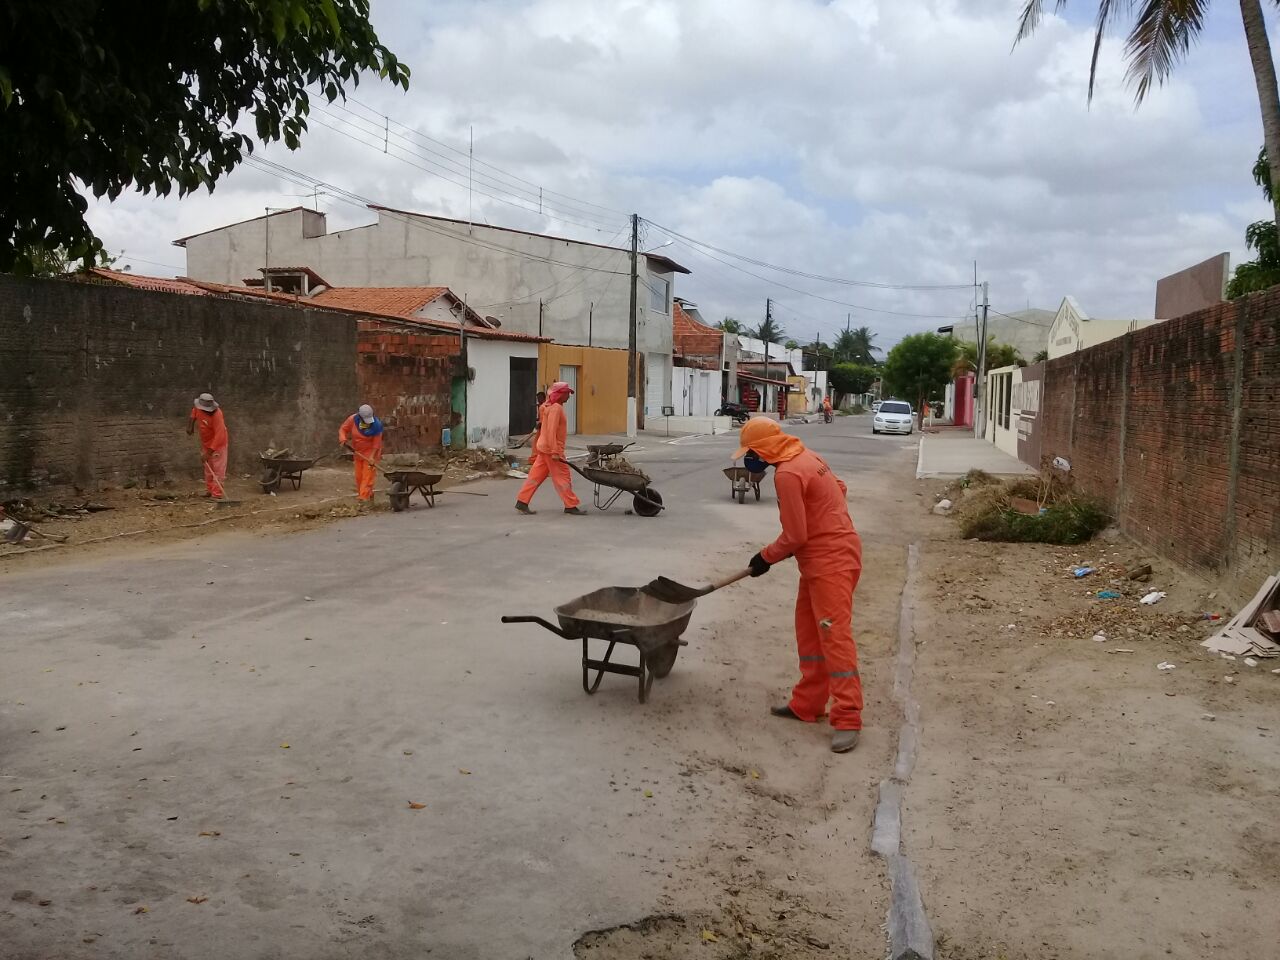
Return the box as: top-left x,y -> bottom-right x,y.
88,268 -> 208,296
310,286 -> 450,318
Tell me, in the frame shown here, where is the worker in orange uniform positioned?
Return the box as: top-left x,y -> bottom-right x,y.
822,394 -> 833,423
516,381 -> 586,516
187,393 -> 229,499
339,403 -> 384,503
735,416 -> 864,753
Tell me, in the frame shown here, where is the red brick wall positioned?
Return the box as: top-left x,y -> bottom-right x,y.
356,328 -> 460,454
1035,288 -> 1280,600
0,275 -> 357,492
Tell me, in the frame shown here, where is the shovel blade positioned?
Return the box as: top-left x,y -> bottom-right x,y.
642,576 -> 708,604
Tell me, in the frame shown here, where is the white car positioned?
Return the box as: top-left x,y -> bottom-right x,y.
873,400 -> 914,435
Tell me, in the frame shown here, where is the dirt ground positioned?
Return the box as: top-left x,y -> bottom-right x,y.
909,487 -> 1280,959
0,449 -> 514,570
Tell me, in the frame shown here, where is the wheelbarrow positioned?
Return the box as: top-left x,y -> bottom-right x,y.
585,442 -> 634,466
259,453 -> 325,494
385,469 -> 443,512
561,458 -> 664,517
723,466 -> 766,504
502,586 -> 694,703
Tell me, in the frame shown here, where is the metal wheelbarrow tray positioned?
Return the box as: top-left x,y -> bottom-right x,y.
563,460 -> 665,517
384,470 -> 443,512
502,586 -> 694,703
259,455 -> 321,493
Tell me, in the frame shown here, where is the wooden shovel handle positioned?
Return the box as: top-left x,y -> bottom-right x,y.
710,569 -> 752,592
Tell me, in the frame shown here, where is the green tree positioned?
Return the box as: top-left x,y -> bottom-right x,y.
881,333 -> 958,427
752,315 -> 786,345
951,339 -> 1025,379
1,0 -> 410,274
1033,349 -> 1049,363
833,325 -> 880,365
784,338 -> 800,351
1016,0 -> 1280,230
828,362 -> 878,400
20,245 -> 117,278
1227,147 -> 1280,297
717,317 -> 742,333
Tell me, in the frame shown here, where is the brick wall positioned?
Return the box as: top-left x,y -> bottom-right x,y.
0,274 -> 358,493
1035,287 -> 1280,600
356,325 -> 461,454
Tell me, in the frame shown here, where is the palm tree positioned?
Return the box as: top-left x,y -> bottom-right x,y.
833,326 -> 880,365
1016,1 -> 1280,229
751,315 -> 786,345
717,317 -> 742,334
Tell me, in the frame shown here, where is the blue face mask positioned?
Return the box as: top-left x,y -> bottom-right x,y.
743,451 -> 768,474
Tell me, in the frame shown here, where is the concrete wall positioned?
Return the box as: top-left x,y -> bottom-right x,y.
1047,296 -> 1165,359
466,338 -> 540,450
355,329 -> 459,455
0,274 -> 357,493
538,344 -> 629,435
947,308 -> 1055,362
1026,286 -> 1280,602
181,206 -> 675,404
1154,253 -> 1229,320
672,366 -> 717,417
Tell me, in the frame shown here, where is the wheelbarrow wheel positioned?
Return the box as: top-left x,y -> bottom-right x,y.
647,642 -> 680,679
389,480 -> 410,512
259,468 -> 281,494
753,483 -> 761,502
736,486 -> 746,504
633,487 -> 663,517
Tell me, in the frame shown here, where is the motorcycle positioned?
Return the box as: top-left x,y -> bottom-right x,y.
823,409 -> 833,424
715,400 -> 751,424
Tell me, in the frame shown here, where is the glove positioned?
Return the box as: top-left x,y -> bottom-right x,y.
743,452 -> 768,475
748,552 -> 771,578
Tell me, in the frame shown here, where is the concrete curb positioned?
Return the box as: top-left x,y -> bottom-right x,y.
870,543 -> 934,960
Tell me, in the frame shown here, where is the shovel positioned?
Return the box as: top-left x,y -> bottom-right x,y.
643,568 -> 752,604
3,519 -> 69,544
204,457 -> 241,507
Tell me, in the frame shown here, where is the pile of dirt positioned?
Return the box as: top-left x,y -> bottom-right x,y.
943,470 -> 1110,545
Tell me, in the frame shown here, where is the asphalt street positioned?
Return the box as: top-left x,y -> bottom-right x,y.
1,416 -> 918,959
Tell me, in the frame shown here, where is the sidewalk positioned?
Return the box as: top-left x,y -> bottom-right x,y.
915,431 -> 1035,479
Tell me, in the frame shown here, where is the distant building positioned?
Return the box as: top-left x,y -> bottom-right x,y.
1045,296 -> 1164,360
937,307 -> 1055,362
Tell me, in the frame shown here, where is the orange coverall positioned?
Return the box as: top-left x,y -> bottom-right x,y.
192,407 -> 228,497
760,446 -> 864,731
517,401 -> 580,509
339,415 -> 384,501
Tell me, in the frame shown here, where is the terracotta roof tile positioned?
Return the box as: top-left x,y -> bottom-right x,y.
310,286 -> 450,317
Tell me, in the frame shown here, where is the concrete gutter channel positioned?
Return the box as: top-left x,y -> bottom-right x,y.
871,543 -> 935,960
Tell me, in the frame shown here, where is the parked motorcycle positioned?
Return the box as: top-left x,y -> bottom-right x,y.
715,400 -> 751,424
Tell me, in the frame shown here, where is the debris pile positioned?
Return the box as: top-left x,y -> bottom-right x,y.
943,470 -> 1110,545
1202,573 -> 1280,659
2,498 -> 113,521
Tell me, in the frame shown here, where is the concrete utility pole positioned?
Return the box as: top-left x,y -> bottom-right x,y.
975,280 -> 989,440
626,213 -> 639,438
765,297 -> 773,414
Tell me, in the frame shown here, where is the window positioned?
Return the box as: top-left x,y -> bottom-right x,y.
1000,374 -> 1012,429
649,276 -> 670,314
881,401 -> 911,414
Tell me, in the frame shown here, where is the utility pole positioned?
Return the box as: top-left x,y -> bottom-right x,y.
626,213 -> 639,438
975,281 -> 990,439
765,297 -> 773,414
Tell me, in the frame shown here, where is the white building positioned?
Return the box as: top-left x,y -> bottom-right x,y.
175,205 -> 690,418
1046,296 -> 1164,360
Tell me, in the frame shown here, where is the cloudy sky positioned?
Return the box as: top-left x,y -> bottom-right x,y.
86,0 -> 1275,349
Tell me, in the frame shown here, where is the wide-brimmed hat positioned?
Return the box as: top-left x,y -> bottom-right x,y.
194,393 -> 218,412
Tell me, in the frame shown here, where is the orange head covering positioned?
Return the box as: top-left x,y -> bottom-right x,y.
732,416 -> 804,464
546,380 -> 574,405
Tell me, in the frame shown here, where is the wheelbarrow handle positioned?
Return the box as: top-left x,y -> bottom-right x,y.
501,615 -> 572,638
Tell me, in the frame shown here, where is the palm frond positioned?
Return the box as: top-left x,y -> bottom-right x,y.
1124,0 -> 1206,103
1086,0 -> 1139,103
1015,0 -> 1074,44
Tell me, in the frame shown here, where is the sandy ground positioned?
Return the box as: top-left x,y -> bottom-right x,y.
1,450 -> 513,571
908,497 -> 1280,959
0,419 -> 918,960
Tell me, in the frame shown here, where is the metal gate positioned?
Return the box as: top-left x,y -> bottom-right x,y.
509,357 -> 538,435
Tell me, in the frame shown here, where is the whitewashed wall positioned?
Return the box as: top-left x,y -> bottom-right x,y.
466,339 -> 540,450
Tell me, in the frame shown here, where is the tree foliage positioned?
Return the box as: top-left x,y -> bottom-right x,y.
951,339 -> 1025,379
752,315 -> 786,345
833,325 -> 880,365
717,317 -> 742,333
881,333 -> 958,422
828,362 -> 878,398
1,0 -> 410,274
20,244 -> 117,278
1227,147 -> 1280,297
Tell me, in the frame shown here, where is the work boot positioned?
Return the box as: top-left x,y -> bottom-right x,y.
515,501 -> 536,515
563,506 -> 588,516
831,729 -> 860,754
770,704 -> 804,721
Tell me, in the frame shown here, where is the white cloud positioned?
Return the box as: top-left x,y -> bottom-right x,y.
85,0 -> 1274,348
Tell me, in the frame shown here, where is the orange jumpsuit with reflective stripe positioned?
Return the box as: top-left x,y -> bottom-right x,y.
760,447 -> 864,730
339,415 -> 384,501
192,407 -> 229,497
517,401 -> 580,509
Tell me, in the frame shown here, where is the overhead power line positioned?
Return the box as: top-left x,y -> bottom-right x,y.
641,218 -> 972,291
